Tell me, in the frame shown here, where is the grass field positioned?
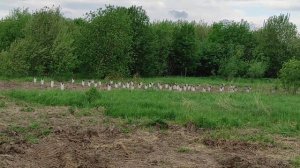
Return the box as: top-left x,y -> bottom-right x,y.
5,88 -> 300,136
0,77 -> 299,167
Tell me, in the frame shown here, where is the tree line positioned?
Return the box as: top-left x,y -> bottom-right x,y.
0,6 -> 299,79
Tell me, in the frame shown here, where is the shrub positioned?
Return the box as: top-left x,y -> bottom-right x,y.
279,59 -> 300,94
85,87 -> 100,103
247,61 -> 267,78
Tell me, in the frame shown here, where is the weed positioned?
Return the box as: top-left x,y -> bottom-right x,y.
0,100 -> 6,108
177,147 -> 191,153
20,106 -> 35,112
291,156 -> 300,168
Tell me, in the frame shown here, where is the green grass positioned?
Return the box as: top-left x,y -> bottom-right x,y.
7,121 -> 52,144
5,89 -> 300,136
291,156 -> 300,168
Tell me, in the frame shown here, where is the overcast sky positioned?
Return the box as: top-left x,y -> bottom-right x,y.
1,0 -> 300,29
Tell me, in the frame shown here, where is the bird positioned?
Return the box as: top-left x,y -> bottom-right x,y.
245,86 -> 251,93
82,80 -> 85,87
40,79 -> 44,86
60,83 -> 65,90
71,78 -> 75,84
94,83 -> 98,87
87,81 -> 91,87
33,77 -> 37,84
50,81 -> 54,88
107,84 -> 112,91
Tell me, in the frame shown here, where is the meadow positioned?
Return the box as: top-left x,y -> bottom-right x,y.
1,77 -> 300,167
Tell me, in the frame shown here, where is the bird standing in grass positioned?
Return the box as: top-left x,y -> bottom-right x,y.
50,81 -> 54,88
82,80 -> 85,87
60,83 -> 65,90
33,77 -> 37,84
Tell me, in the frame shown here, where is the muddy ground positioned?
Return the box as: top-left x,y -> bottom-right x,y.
0,95 -> 299,168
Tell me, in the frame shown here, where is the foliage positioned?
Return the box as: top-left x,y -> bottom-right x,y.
85,87 -> 100,103
255,14 -> 298,77
279,59 -> 300,93
6,89 -> 300,136
0,6 -> 300,81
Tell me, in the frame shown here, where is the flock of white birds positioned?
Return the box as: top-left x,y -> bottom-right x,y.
33,77 -> 252,93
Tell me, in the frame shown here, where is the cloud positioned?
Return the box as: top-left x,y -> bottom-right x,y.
169,10 -> 188,19
1,0 -> 300,28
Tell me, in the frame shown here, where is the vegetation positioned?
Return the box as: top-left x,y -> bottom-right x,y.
0,6 -> 299,80
279,59 -> 300,93
6,89 -> 300,136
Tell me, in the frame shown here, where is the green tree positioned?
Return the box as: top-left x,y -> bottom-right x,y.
279,58 -> 300,93
255,14 -> 297,77
169,22 -> 197,76
79,6 -> 133,78
0,8 -> 31,51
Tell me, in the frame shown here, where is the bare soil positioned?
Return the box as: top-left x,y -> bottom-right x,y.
0,93 -> 299,167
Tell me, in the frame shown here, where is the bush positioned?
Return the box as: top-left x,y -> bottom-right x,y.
247,61 -> 267,78
279,59 -> 300,93
85,87 -> 100,103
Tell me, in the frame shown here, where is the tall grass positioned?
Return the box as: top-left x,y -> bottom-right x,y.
6,89 -> 300,136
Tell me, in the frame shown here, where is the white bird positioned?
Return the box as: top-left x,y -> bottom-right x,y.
71,79 -> 75,84
50,81 -> 54,88
98,81 -> 102,86
33,77 -> 37,84
207,86 -> 212,92
40,79 -> 44,85
60,83 -> 65,90
91,80 -> 95,84
246,86 -> 251,93
94,83 -> 98,87
107,85 -> 112,91
110,81 -> 113,85
82,80 -> 85,86
191,87 -> 196,92
87,81 -> 91,87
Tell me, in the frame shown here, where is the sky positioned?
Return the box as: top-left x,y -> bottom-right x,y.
1,0 -> 300,28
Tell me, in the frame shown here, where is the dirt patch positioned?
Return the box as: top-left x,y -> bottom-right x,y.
0,99 -> 299,168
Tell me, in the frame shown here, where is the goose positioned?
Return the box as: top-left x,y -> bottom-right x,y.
98,81 -> 102,86
114,83 -> 118,88
138,84 -> 142,89
107,84 -> 112,91
191,87 -> 196,92
82,80 -> 85,87
91,80 -> 95,84
126,83 -> 130,89
50,81 -> 54,88
71,78 -> 75,84
202,87 -> 207,92
60,83 -> 65,90
219,85 -> 224,92
110,81 -> 113,85
165,84 -> 169,89
158,85 -> 163,90
94,83 -> 98,87
144,85 -> 148,90
183,86 -> 187,91
245,86 -> 251,93
33,77 -> 37,84
87,81 -> 91,87
40,79 -> 44,86
207,85 -> 212,92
